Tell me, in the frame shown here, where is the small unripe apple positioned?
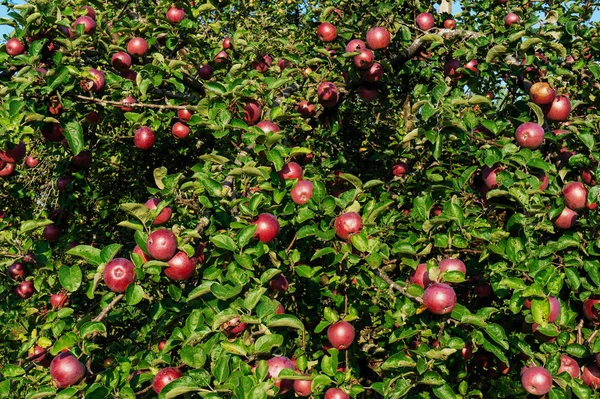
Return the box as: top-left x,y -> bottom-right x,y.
72,151 -> 92,170
358,86 -> 378,102
270,274 -> 289,293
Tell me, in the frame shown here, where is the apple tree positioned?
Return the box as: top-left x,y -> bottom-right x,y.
1,0 -> 600,397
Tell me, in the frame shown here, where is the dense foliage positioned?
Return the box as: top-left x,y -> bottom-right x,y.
1,0 -> 600,398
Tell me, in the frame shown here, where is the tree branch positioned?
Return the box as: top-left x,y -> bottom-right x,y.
93,294 -> 124,322
376,270 -> 423,303
70,95 -> 194,110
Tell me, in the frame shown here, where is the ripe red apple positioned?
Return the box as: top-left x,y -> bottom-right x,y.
529,82 -> 555,105
276,303 -> 285,314
172,122 -> 190,139
147,229 -> 178,261
325,388 -> 349,399
166,6 -> 185,23
291,180 -> 313,205
41,123 -> 64,142
535,173 -> 549,190
583,297 -> 600,321
443,19 -> 456,29
410,263 -> 432,288
327,321 -> 355,350
120,69 -> 137,81
544,95 -> 571,122
158,341 -> 166,351
43,224 -> 62,242
16,281 -> 35,299
266,356 -> 296,393
198,64 -> 213,79
563,181 -> 588,210
153,367 -> 183,394
222,317 -> 247,337
8,262 -> 26,280
515,122 -> 544,149
363,63 -> 384,83
72,150 -> 92,170
0,162 -> 15,177
462,345 -> 473,359
120,96 -> 136,112
334,212 -> 362,241
84,69 -> 104,92
145,198 -> 172,225
365,27 -> 390,50
29,346 -> 47,363
464,59 -> 479,73
214,50 -> 228,63
133,245 -> 153,263
73,16 -> 96,34
256,120 -> 280,134
270,274 -> 289,293
296,101 -> 316,117
253,213 -> 280,243
243,101 -> 262,125
392,162 -> 408,177
558,355 -> 580,378
127,37 -> 149,56
25,156 -> 39,168
317,81 -> 339,107
415,13 -> 435,30
423,283 -> 457,315
438,258 -> 466,277
252,54 -> 272,72
111,52 -> 132,70
345,39 -> 365,53
165,251 -> 196,281
50,352 -> 85,388
0,140 -> 26,163
57,175 -> 73,192
583,364 -> 600,388
553,206 -> 577,229
293,379 -> 312,397
546,296 -> 561,322
103,258 -> 135,293
277,58 -> 292,71
81,6 -> 96,19
50,292 -> 68,309
521,366 -> 552,395
6,38 -> 25,56
279,162 -> 303,180
480,164 -> 501,189
317,22 -> 337,42
134,126 -> 156,150
505,12 -> 520,26
357,86 -> 377,102
222,37 -> 232,49
353,48 -> 374,70
582,169 -> 597,186
444,59 -> 462,78
177,109 -> 193,122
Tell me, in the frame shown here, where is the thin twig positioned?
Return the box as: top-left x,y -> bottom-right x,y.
93,294 -> 124,322
376,270 -> 423,303
70,95 -> 194,111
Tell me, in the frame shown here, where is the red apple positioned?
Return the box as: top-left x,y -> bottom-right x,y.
6,38 -> 25,56
134,127 -> 155,150
334,212 -> 362,241
353,48 -> 374,70
529,82 -> 556,105
277,58 -> 292,71
25,156 -> 39,168
252,54 -> 272,72
16,281 -> 35,299
464,59 -> 479,73
166,7 -> 185,23
444,59 -> 462,78
481,164 -> 501,189
50,352 -> 85,388
366,27 -> 390,50
158,341 -> 166,351
423,283 -> 457,315
521,366 -> 552,395
363,63 -> 384,83
462,345 -> 473,359
127,37 -> 149,56
177,109 -> 193,122
8,262 -> 26,280
443,19 -> 456,29
410,263 -> 432,288
120,69 -> 137,81
317,81 -> 339,107
392,162 -> 408,177
296,101 -> 316,117
266,356 -> 296,393
536,173 -> 549,190
41,123 -> 64,142
583,297 -> 600,321
172,122 -> 190,139
145,198 -> 172,225
84,69 -> 104,92
558,355 -> 580,378
0,162 -> 15,177
50,292 -> 68,309
133,245 -> 153,263
146,229 -> 178,261
553,206 -> 577,229
73,16 -> 96,34
253,213 -> 280,243
291,180 -> 313,205
325,388 -> 349,399
29,346 -> 47,363
152,367 -> 183,394
438,258 -> 466,277
317,22 -> 337,42
0,140 -> 26,163
345,39 -> 365,53
515,122 -> 544,149
214,50 -> 228,63
81,6 -> 96,19
103,258 -> 135,293
327,321 -> 355,350
358,86 -> 377,102
165,251 -> 196,281
293,379 -> 312,397
416,13 -> 435,30
276,303 -> 285,314
198,64 -> 213,79
120,96 -> 136,112
279,162 -> 303,180
243,101 -> 262,126
111,52 -> 132,70
72,151 -> 92,170
582,169 -> 597,186
222,37 -> 232,49
270,274 -> 289,293
547,296 -> 561,322
563,181 -> 588,210
57,175 -> 72,192
43,224 -> 61,242
544,95 -> 571,122
256,120 -> 279,134
583,364 -> 600,388
222,317 -> 247,337
505,12 -> 520,26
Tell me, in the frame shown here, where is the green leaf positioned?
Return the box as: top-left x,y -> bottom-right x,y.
125,284 -> 144,306
59,265 -> 82,292
237,225 -> 257,248
338,173 -> 362,189
351,232 -> 369,252
101,244 -> 122,264
154,167 -> 167,189
266,314 -> 305,330
204,82 -> 227,95
485,45 -> 508,63
20,219 -> 53,234
119,203 -> 151,223
221,341 -> 247,356
210,234 -> 236,251
432,384 -> 456,399
210,283 -> 243,300
80,321 -> 106,339
159,376 -> 202,399
64,121 -> 84,155
254,334 -> 284,353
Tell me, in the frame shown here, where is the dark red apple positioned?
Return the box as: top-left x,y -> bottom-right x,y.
16,281 -> 35,299
317,81 -> 339,107
353,48 -> 374,70
222,317 -> 247,337
279,162 -> 303,180
222,38 -> 232,49
146,229 -> 178,261
103,258 -> 135,293
165,251 -> 196,281
50,352 -> 85,388
6,38 -> 25,56
120,96 -> 136,112
515,122 -> 544,149
166,7 -> 185,23
544,95 -> 571,122
127,37 -> 149,56
172,122 -> 190,139
198,64 -> 213,79
252,54 -> 272,72
270,274 -> 288,293
553,206 -> 577,229
145,198 -> 172,225
243,101 -> 262,125
392,162 -> 408,177
266,356 -> 296,393
120,69 -> 137,81
366,27 -> 390,50
563,181 -> 587,210
111,52 -> 132,70
296,101 -> 316,117
481,164 -> 501,189
256,120 -> 279,134
558,355 -> 580,378
529,82 -> 555,105
358,86 -> 378,102
443,19 -> 456,29
423,283 -> 457,315
7,262 -> 26,280
81,6 -> 96,19
57,175 -> 72,192
72,151 -> 92,170
462,345 -> 473,359
177,109 -> 193,122
277,58 -> 292,71
547,296 -> 561,322
84,69 -> 104,92
43,224 -> 61,242
583,297 -> 600,321
444,59 -> 462,78
345,39 -> 365,53
505,12 -> 520,26
291,180 -> 313,205
582,169 -> 597,186
50,292 -> 68,309
41,123 -> 64,142
536,173 -> 549,190
363,63 -> 384,83
253,213 -> 280,243
327,321 -> 355,350
0,140 -> 26,163
415,13 -> 435,30
152,367 -> 183,394
325,388 -> 349,399
25,156 -> 39,168
293,379 -> 312,397
73,16 -> 96,34
134,127 -> 155,150
317,22 -> 337,42
583,364 -> 600,388
334,212 -> 362,241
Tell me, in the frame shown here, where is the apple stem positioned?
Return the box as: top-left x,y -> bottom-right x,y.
376,270 -> 423,303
